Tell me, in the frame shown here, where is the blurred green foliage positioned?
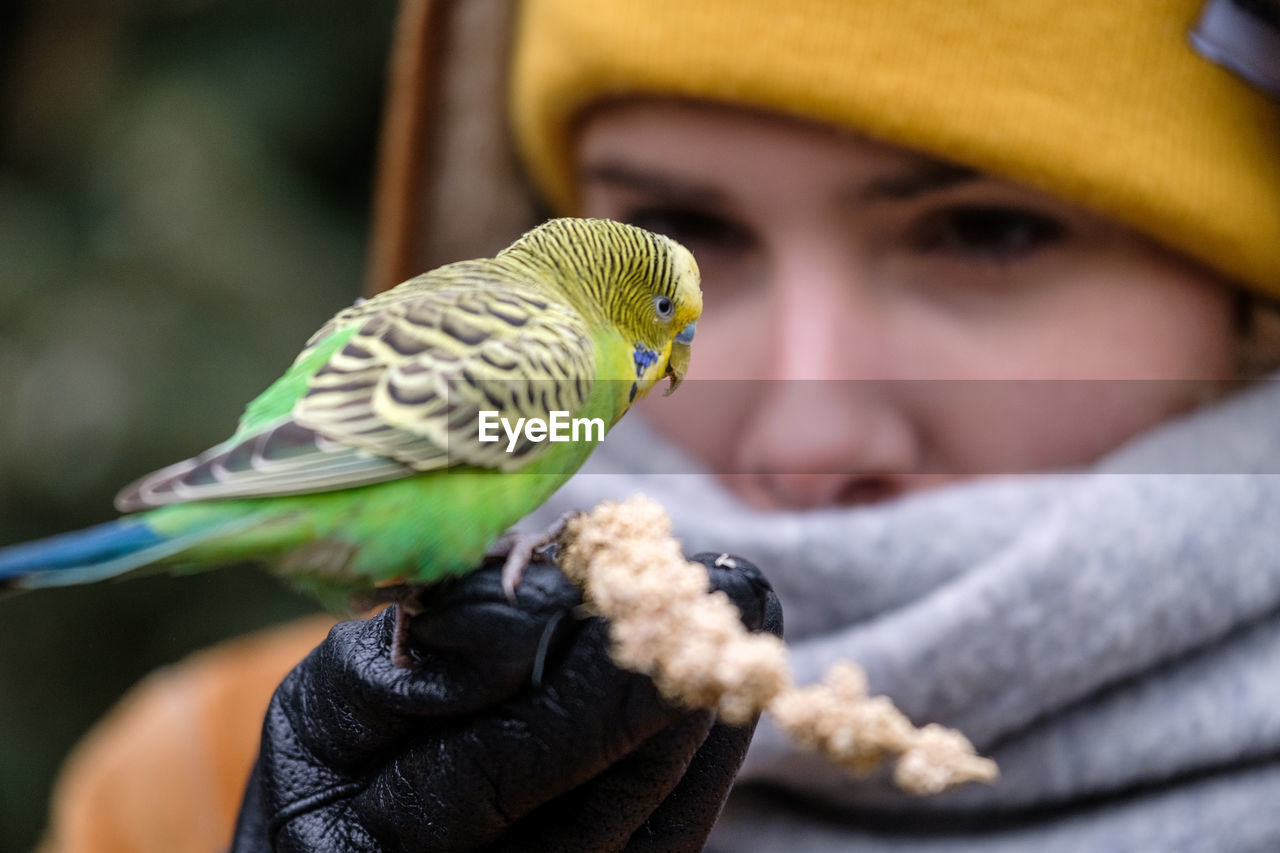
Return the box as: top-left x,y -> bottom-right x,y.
0,1 -> 398,847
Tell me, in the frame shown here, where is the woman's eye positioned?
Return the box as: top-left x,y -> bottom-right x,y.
621,206 -> 752,253
914,205 -> 1065,261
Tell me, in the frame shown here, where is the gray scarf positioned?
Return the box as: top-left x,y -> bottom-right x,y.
529,378 -> 1280,852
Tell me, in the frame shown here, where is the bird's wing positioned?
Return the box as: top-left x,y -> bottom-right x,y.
296,280 -> 597,471
115,278 -> 596,511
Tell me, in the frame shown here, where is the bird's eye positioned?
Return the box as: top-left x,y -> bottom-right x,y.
654,295 -> 674,320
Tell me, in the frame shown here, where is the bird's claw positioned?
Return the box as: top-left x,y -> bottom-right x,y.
487,510 -> 583,602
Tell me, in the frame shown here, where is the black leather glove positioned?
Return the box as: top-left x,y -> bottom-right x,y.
231,552 -> 782,852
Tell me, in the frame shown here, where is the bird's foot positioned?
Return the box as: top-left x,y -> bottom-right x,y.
390,590 -> 426,669
486,510 -> 583,601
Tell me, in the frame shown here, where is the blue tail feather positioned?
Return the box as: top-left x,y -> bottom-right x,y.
0,520 -> 177,589
0,521 -> 164,576
0,515 -> 267,590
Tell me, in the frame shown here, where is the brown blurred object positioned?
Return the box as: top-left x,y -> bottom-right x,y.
367,0 -> 538,296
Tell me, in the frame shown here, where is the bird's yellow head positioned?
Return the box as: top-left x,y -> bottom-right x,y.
637,235 -> 701,398
502,217 -> 702,403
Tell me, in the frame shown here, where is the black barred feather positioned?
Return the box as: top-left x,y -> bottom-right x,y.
116,419 -> 411,511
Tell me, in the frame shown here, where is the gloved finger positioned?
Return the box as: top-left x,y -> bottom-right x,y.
488,709 -> 719,853
625,718 -> 757,851
401,557 -> 583,703
691,552 -> 784,637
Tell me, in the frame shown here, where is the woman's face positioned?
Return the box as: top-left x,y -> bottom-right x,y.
575,101 -> 1236,509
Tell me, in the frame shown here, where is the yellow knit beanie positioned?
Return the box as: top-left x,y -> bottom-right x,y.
510,0 -> 1280,297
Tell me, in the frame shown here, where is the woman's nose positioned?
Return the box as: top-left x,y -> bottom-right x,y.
728,246 -> 922,509
731,380 -> 920,508
766,237 -> 898,380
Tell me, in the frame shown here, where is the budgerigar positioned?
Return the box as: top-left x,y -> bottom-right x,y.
0,218 -> 701,656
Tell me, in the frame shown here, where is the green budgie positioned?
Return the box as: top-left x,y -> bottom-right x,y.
0,218 -> 701,659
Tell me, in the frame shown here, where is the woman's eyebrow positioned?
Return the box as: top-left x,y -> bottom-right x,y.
853,161 -> 982,203
578,163 -> 727,205
583,158 -> 984,207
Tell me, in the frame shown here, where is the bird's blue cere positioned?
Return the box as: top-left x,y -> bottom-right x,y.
676,322 -> 696,345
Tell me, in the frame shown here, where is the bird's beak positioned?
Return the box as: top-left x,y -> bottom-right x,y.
664,322 -> 696,396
